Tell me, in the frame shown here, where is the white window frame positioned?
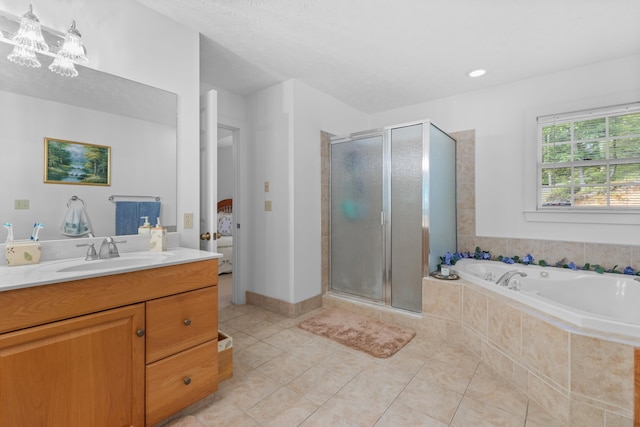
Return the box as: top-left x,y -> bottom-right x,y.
536,102 -> 640,211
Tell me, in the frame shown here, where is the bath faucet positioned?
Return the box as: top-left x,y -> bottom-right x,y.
77,243 -> 99,261
495,270 -> 527,288
99,236 -> 126,259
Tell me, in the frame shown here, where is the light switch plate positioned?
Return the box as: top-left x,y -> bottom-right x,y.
264,181 -> 270,192
14,199 -> 29,209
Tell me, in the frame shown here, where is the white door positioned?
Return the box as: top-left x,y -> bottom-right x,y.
199,90 -> 217,252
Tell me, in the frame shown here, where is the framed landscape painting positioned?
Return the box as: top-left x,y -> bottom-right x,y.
44,138 -> 111,186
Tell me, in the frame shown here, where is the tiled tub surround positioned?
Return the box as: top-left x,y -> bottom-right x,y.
454,259 -> 640,339
422,272 -> 637,426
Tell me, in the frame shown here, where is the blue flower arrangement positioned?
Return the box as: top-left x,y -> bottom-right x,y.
440,247 -> 638,276
440,247 -> 491,266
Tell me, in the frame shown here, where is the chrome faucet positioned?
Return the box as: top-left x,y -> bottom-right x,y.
77,243 -> 99,261
99,236 -> 125,259
495,270 -> 527,288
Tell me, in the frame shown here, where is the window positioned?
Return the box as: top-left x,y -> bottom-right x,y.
537,103 -> 640,210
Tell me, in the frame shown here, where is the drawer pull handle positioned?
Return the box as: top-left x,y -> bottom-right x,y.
183,377 -> 192,385
136,329 -> 145,337
183,319 -> 192,326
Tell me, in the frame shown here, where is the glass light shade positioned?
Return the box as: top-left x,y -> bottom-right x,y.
57,21 -> 87,63
49,56 -> 78,77
12,5 -> 49,52
7,44 -> 41,67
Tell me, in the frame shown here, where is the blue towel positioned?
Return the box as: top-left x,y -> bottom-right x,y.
139,201 -> 161,227
115,202 -> 139,236
115,201 -> 162,235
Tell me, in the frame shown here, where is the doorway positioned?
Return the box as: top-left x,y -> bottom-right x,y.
200,89 -> 243,307
217,125 -> 237,309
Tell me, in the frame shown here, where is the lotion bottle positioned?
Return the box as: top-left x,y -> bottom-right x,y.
150,217 -> 167,252
138,216 -> 152,235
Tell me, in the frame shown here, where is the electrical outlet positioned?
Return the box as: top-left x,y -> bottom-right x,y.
264,200 -> 272,211
14,199 -> 29,210
184,212 -> 194,229
264,181 -> 270,192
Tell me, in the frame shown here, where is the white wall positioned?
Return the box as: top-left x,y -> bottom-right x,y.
370,54 -> 640,246
217,145 -> 234,201
1,91 -> 176,240
0,0 -> 201,247
291,80 -> 370,302
244,79 -> 369,303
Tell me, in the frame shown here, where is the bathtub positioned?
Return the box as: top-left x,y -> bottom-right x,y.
453,258 -> 640,340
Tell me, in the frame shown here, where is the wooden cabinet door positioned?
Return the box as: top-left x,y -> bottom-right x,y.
0,304 -> 145,427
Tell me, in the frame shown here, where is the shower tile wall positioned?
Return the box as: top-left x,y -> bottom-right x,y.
452,129 -> 476,252
320,131 -> 331,296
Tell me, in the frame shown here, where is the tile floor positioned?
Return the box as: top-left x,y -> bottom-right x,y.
164,303 -> 567,427
218,273 -> 233,310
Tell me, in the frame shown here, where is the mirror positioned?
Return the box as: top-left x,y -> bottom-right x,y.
0,40 -> 177,241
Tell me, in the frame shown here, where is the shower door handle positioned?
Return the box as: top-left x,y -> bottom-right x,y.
381,211 -> 384,226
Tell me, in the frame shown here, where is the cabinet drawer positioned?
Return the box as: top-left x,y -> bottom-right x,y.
146,339 -> 218,426
146,286 -> 218,363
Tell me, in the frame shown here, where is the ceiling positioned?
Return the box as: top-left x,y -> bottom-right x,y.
137,0 -> 640,114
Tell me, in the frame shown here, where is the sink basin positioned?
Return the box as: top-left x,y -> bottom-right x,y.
38,252 -> 174,274
57,256 -> 161,272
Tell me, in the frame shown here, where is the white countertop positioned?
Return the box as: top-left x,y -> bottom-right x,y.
0,247 -> 221,292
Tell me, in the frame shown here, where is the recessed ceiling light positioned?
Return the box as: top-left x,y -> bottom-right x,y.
468,69 -> 486,78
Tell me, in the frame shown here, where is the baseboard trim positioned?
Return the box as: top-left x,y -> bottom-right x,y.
245,291 -> 322,318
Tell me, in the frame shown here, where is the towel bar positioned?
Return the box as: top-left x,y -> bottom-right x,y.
109,195 -> 161,202
67,195 -> 85,207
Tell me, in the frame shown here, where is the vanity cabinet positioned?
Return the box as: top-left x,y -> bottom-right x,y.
0,258 -> 218,427
0,304 -> 145,426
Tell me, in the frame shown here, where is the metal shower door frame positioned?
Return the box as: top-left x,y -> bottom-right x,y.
329,120 -> 430,310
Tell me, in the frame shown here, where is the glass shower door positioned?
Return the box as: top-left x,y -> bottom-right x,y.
390,124 -> 424,312
330,135 -> 384,301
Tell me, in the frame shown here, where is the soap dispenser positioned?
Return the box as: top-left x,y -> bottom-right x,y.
138,216 -> 152,235
150,217 -> 166,252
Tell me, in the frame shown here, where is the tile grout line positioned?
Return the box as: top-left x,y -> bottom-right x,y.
369,356 -> 425,426
447,360 -> 481,426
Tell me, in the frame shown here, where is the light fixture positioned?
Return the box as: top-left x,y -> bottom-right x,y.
7,4 -> 48,67
11,4 -> 49,51
49,55 -> 78,77
48,21 -> 87,77
468,69 -> 487,78
57,21 -> 87,63
8,44 -> 41,67
2,4 -> 88,77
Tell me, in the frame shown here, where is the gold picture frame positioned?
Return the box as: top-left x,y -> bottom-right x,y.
44,137 -> 111,186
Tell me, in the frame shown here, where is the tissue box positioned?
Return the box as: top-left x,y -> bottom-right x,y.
5,241 -> 42,266
150,228 -> 167,252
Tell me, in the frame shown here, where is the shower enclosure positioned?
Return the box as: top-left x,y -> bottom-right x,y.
330,120 -> 456,313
